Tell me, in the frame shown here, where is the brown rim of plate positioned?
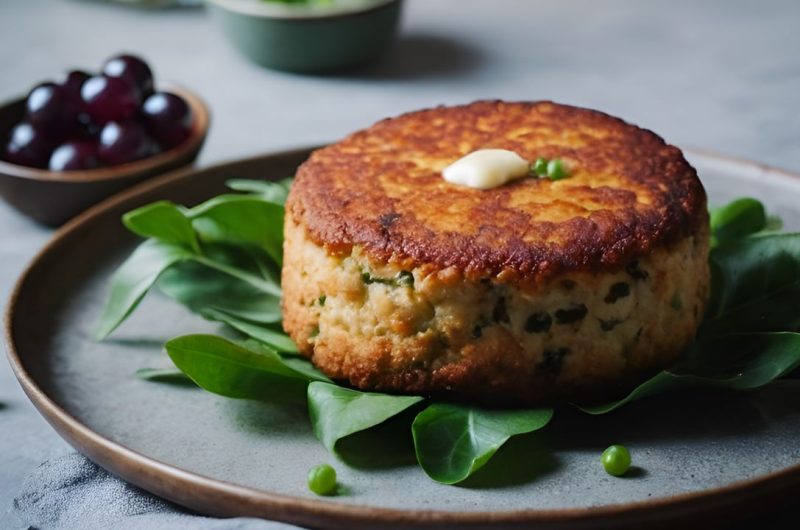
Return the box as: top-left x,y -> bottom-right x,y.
4,148 -> 800,529
0,83 -> 210,183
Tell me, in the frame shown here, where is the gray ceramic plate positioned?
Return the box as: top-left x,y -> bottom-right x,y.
6,148 -> 800,530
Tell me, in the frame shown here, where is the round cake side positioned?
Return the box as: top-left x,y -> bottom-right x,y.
282,101 -> 710,406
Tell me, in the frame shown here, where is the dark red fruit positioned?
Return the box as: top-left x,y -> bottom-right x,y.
2,122 -> 55,168
63,70 -> 90,99
98,121 -> 158,166
102,54 -> 154,98
25,82 -> 79,137
81,75 -> 142,125
73,115 -> 101,141
49,141 -> 102,171
142,92 -> 193,150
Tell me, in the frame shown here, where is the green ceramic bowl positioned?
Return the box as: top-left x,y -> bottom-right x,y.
208,0 -> 402,73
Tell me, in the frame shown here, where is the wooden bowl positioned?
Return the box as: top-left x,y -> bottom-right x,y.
0,85 -> 209,226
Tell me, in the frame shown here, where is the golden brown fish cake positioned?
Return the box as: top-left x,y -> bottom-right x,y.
282,101 -> 710,406
289,100 -> 707,285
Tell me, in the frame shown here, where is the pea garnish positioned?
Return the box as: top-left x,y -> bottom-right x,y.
531,157 -> 570,180
307,463 -> 337,495
532,157 -> 548,175
547,159 -> 569,180
601,444 -> 631,476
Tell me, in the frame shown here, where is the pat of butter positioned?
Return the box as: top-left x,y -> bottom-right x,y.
442,149 -> 529,190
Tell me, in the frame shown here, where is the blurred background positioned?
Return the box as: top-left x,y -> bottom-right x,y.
1,0 -> 797,170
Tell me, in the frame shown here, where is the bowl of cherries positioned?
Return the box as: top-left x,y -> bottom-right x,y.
0,53 -> 209,226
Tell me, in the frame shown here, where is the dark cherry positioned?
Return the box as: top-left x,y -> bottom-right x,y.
98,121 -> 158,166
63,70 -> 90,99
25,82 -> 79,136
2,122 -> 55,168
102,54 -> 154,98
81,75 -> 142,125
73,114 -> 101,141
142,92 -> 193,150
49,141 -> 102,171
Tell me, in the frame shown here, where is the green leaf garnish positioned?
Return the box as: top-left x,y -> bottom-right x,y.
705,233 -> 800,326
577,332 -> 800,414
123,201 -> 200,253
95,240 -> 193,339
226,178 -> 292,205
308,382 -> 424,452
158,259 -> 282,325
189,195 -> 284,267
165,334 -> 313,402
411,404 -> 553,484
709,197 -> 767,247
200,307 -> 299,353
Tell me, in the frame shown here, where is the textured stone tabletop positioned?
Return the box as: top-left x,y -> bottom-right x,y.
1,0 -> 798,527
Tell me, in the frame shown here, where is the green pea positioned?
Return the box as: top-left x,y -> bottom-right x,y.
601,444 -> 631,476
547,159 -> 569,180
307,463 -> 337,495
532,157 -> 549,175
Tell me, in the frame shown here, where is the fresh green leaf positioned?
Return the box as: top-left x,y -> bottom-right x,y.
237,338 -> 329,381
158,260 -> 282,324
136,368 -> 196,386
676,332 -> 800,383
308,382 -> 424,452
576,372 -> 686,415
165,335 -> 313,401
412,404 -> 553,484
122,201 -> 200,253
226,178 -> 292,205
95,240 -> 192,339
578,332 -> 800,414
191,254 -> 282,297
199,307 -> 298,352
701,284 -> 800,336
280,356 -> 332,383
709,197 -> 767,247
705,233 -> 800,322
765,214 -> 784,233
189,195 -> 284,266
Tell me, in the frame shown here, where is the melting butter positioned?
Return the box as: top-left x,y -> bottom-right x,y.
442,149 -> 529,190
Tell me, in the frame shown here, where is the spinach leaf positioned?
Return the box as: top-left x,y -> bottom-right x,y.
95,240 -> 192,339
158,261 -> 282,324
122,201 -> 199,253
136,367 -> 196,386
705,233 -> 800,322
189,195 -> 284,267
199,307 -> 298,353
411,404 -> 553,484
226,178 -> 292,205
308,382 -> 423,452
165,334 -> 313,401
280,356 -> 332,383
578,332 -> 800,414
709,197 -> 767,247
677,332 -> 800,383
701,285 -> 800,336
